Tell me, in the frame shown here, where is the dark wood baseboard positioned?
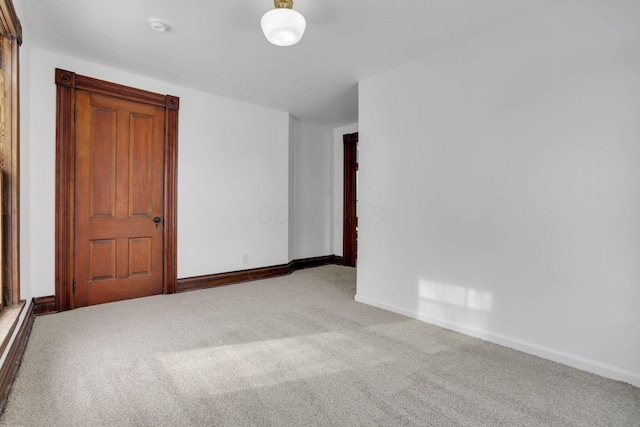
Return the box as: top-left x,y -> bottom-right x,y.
177,263 -> 291,292
0,301 -> 35,416
33,296 -> 57,316
293,255 -> 344,268
291,255 -> 334,270
177,254 -> 347,292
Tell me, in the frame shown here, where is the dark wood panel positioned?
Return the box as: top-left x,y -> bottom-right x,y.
33,296 -> 56,315
90,106 -> 117,218
58,71 -> 168,108
0,301 -> 33,416
129,113 -> 153,217
343,132 -> 358,267
177,264 -> 291,292
291,255 -> 335,270
129,237 -> 152,276
89,239 -> 116,281
163,96 -> 179,294
55,70 -> 76,312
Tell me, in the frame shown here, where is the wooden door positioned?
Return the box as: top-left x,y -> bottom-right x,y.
74,91 -> 165,307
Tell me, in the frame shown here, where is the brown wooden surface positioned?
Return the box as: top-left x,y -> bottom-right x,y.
1,32 -> 20,305
54,70 -> 76,311
291,255 -> 335,270
33,296 -> 56,315
55,69 -> 179,311
74,91 -> 165,307
74,73 -> 167,107
0,0 -> 22,44
163,96 -> 179,294
343,132 -> 358,267
0,300 -> 22,360
177,264 -> 291,292
0,300 -> 32,416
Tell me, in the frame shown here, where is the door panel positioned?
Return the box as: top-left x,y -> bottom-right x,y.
75,91 -> 165,307
129,113 -> 154,217
90,107 -> 117,218
89,239 -> 116,281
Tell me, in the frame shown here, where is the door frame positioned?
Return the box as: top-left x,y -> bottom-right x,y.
54,68 -> 179,311
343,132 -> 358,267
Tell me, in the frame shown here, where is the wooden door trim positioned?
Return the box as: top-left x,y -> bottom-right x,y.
55,69 -> 179,311
343,132 -> 358,268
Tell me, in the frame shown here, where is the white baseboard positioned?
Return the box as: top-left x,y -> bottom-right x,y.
354,294 -> 640,388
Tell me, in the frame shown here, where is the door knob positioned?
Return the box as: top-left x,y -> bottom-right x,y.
154,217 -> 162,227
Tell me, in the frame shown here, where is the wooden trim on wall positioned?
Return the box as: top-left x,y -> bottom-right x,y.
33,296 -> 56,316
177,255 -> 347,292
55,69 -> 179,311
54,69 -> 75,312
0,0 -> 22,44
0,300 -> 23,360
177,264 -> 291,292
291,255 -> 335,270
0,300 -> 34,416
343,132 -> 358,268
163,96 -> 179,294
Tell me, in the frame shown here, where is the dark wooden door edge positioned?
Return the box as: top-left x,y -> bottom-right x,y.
0,300 -> 34,416
343,132 -> 358,267
54,69 -> 179,311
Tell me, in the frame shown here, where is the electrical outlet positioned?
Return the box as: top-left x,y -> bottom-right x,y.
242,253 -> 249,264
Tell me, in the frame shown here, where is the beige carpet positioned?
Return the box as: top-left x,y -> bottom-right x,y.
1,265 -> 638,426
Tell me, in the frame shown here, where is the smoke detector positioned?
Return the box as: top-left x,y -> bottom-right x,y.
149,19 -> 169,32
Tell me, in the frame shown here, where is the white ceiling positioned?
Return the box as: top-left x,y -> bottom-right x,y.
19,0 -> 564,127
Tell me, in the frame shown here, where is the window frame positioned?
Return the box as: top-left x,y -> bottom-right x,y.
0,0 -> 21,308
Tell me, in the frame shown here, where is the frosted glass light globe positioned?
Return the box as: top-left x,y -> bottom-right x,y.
261,8 -> 306,46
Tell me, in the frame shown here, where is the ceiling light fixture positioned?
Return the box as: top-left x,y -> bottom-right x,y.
261,0 -> 306,47
149,19 -> 169,32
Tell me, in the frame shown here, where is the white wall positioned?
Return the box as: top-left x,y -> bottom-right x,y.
357,0 -> 640,386
289,117 -> 333,259
332,123 -> 358,257
23,47 -> 290,298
